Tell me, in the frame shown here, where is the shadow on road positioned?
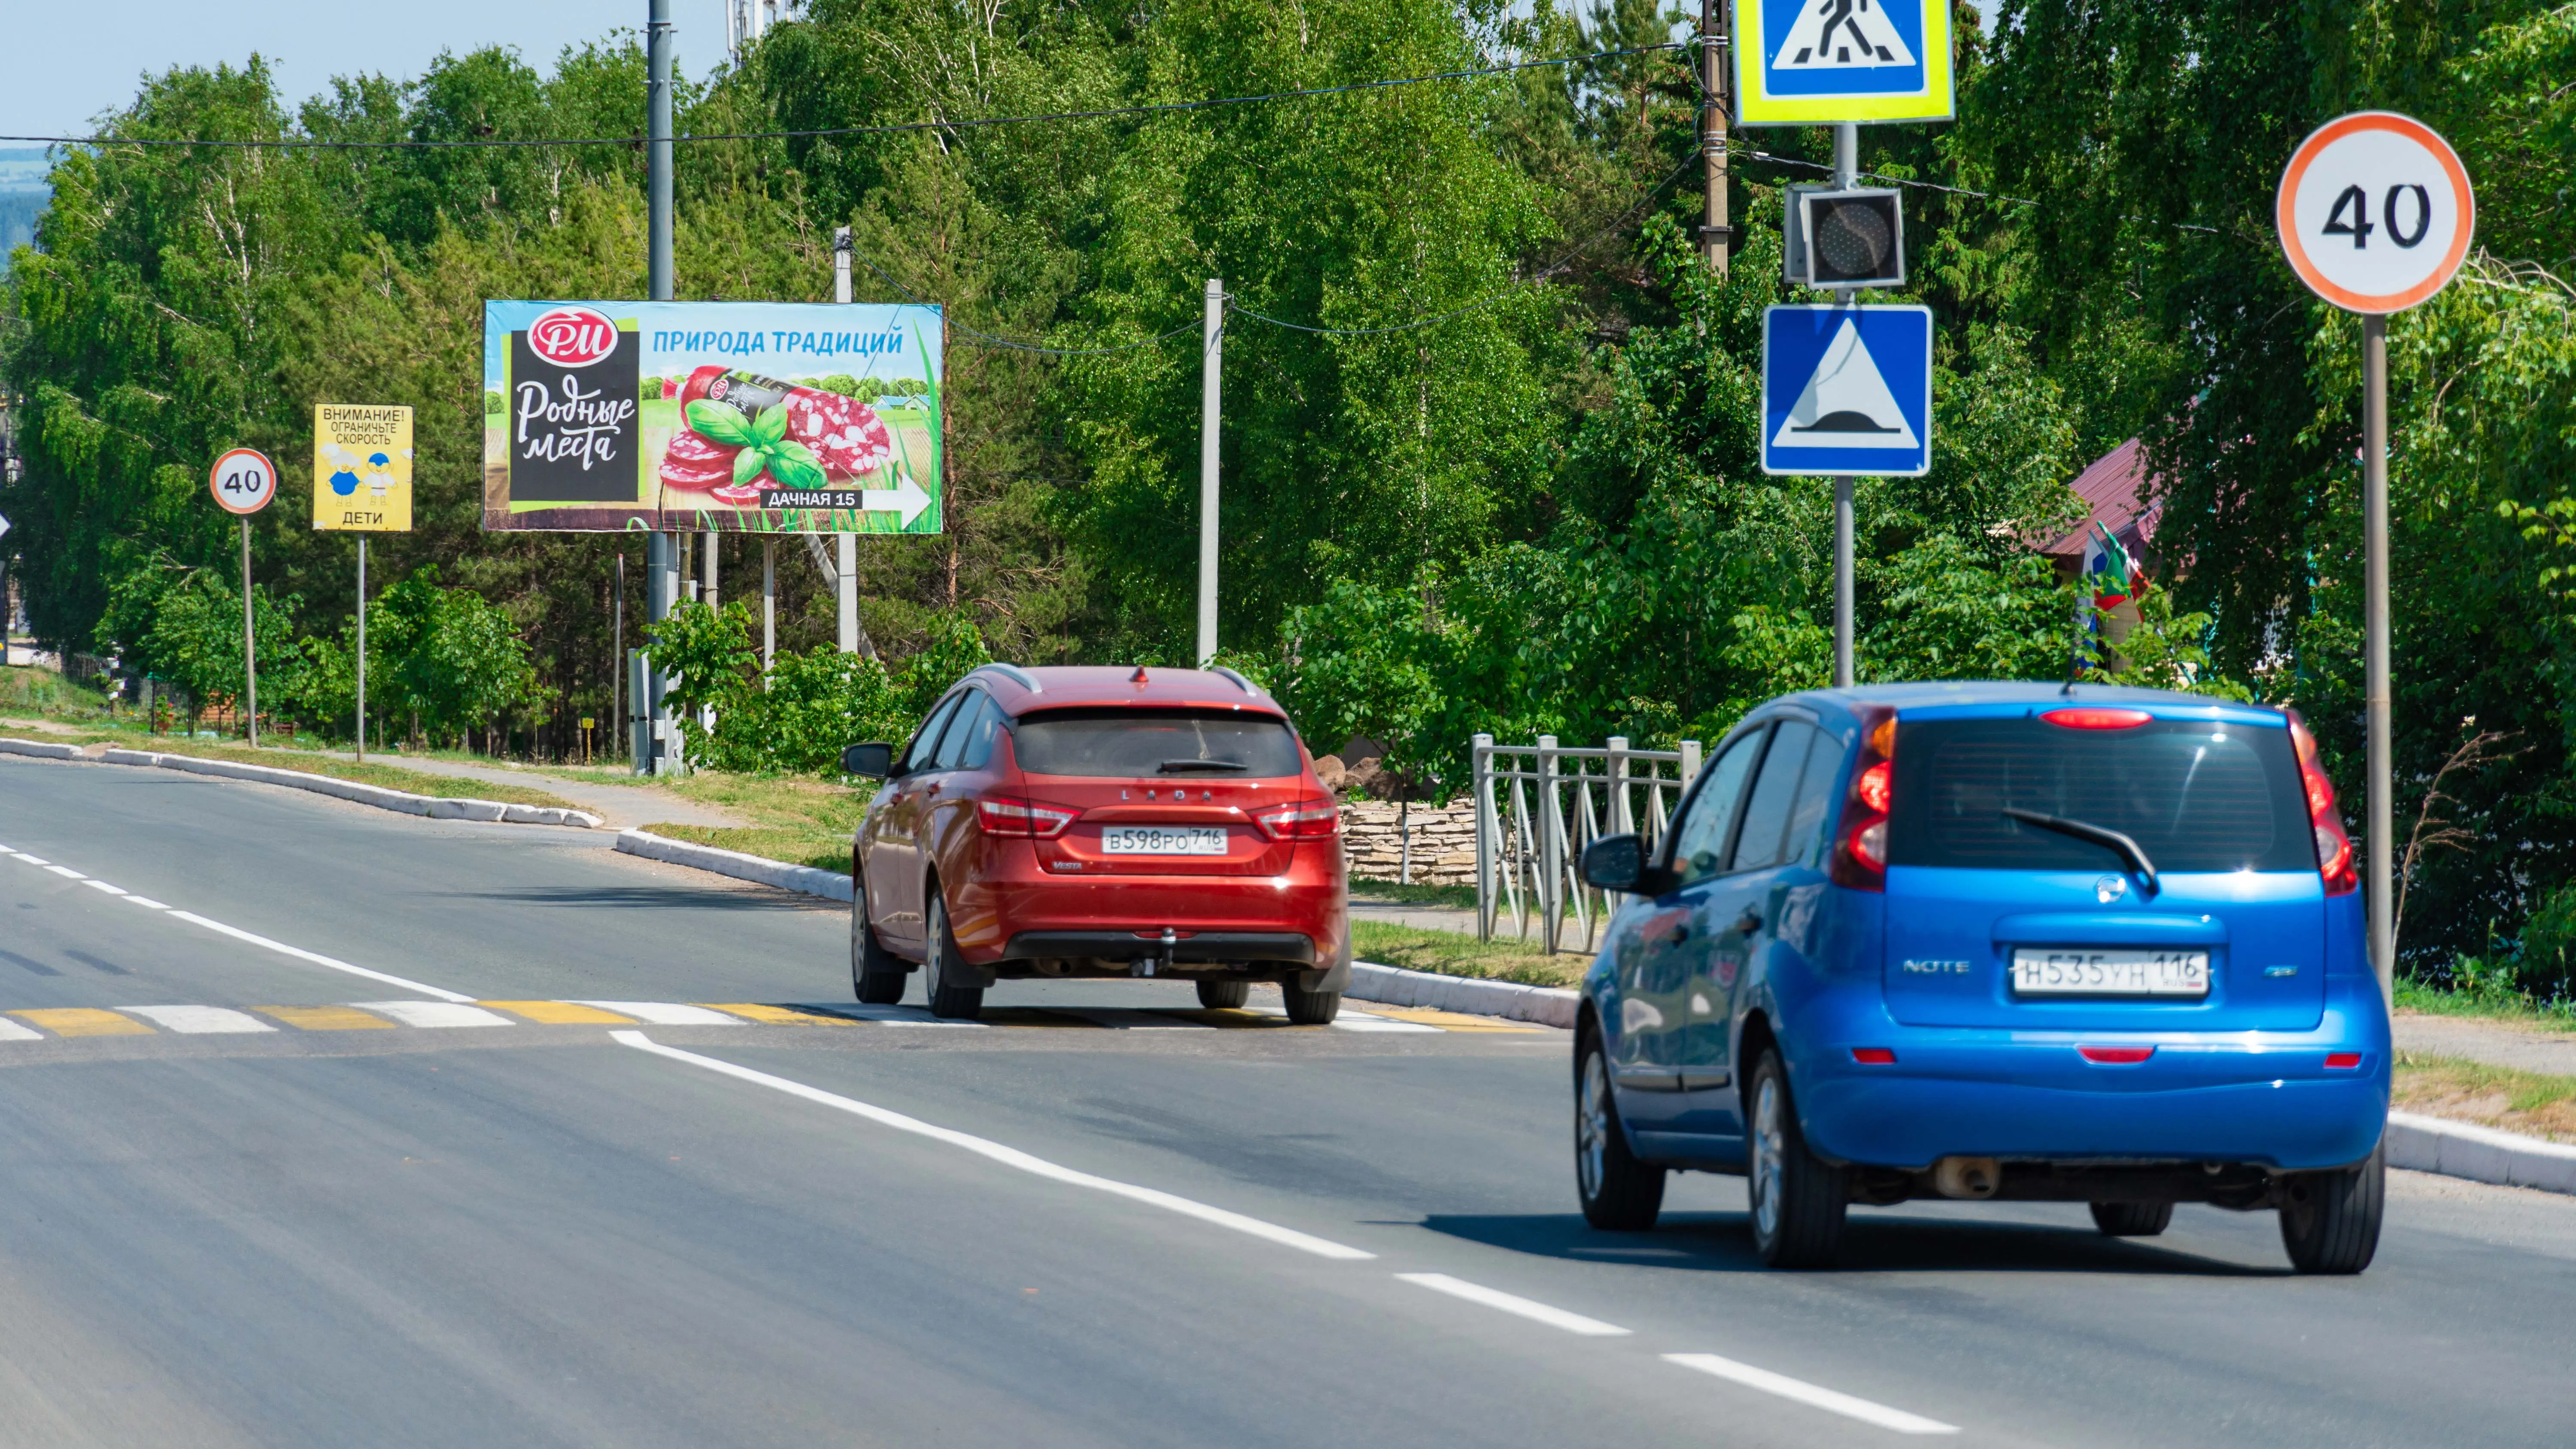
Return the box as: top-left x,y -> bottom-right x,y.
431,885 -> 837,913
1418,1210 -> 2286,1276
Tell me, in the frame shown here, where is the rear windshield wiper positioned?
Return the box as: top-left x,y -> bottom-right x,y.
1158,759 -> 1249,773
2000,808 -> 2161,897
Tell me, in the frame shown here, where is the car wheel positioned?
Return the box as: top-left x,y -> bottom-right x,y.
2279,1141 -> 2384,1274
1575,1025 -> 1665,1231
921,891 -> 984,1020
1746,1046 -> 1849,1268
2089,1200 -> 2175,1237
1280,983 -> 1340,1025
850,876 -> 908,1005
1195,979 -> 1251,1009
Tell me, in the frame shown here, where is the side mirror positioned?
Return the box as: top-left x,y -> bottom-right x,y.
1580,833 -> 1667,895
840,742 -> 894,779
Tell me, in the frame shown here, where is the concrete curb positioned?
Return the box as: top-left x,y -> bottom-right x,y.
1347,960 -> 1579,1029
70,744 -> 604,829
2387,1110 -> 2576,1196
614,828 -> 854,903
0,738 -> 85,761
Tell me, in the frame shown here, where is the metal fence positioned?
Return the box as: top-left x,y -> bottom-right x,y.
1472,734 -> 1702,955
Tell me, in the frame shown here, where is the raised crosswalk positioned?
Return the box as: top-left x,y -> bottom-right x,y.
0,1000 -> 1544,1040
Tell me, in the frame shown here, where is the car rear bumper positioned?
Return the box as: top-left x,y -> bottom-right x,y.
951,859 -> 1346,977
1001,930 -> 1315,965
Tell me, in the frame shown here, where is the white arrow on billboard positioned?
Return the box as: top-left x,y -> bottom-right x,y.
862,474 -> 932,526
1771,318 -> 1920,451
1775,0 -> 1918,70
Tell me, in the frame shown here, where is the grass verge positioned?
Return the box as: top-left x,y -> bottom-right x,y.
1350,919 -> 1587,990
2394,1052 -> 2576,1144
1347,879 -> 1478,909
137,740 -> 586,809
2395,976 -> 2576,1032
636,823 -> 851,873
633,773 -> 866,870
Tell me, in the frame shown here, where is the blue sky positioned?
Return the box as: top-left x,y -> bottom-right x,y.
1,2 -> 742,138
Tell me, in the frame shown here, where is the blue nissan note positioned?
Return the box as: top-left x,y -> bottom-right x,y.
1573,683 -> 2391,1273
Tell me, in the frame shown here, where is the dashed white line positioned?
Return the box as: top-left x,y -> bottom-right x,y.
163,911 -> 473,1003
124,895 -> 171,910
122,1005 -> 277,1035
10,854 -> 48,865
1664,1353 -> 1960,1435
81,879 -> 128,896
1394,1273 -> 1631,1336
613,1031 -> 1377,1261
43,864 -> 82,879
356,1001 -> 513,1028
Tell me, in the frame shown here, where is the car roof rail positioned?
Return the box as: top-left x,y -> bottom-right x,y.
973,662 -> 1042,693
1209,666 -> 1265,697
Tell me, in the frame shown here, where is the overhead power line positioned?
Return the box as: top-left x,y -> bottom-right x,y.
0,42 -> 1692,152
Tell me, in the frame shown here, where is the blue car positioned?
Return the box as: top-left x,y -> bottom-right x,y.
1573,683 -> 2391,1273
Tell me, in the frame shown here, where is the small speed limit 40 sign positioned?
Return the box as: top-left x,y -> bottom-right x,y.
210,446 -> 278,516
2277,111 -> 2475,315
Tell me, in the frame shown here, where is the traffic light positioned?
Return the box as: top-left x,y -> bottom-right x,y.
1783,186 -> 1906,289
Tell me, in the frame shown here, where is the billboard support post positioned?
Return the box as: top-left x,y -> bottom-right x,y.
834,227 -> 860,655
762,540 -> 776,682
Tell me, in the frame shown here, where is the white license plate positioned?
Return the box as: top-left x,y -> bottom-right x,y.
2010,948 -> 2210,997
1100,826 -> 1229,856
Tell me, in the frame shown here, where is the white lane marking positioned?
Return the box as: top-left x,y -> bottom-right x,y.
0,1018 -> 40,1042
575,1001 -> 744,1026
355,1001 -> 513,1029
614,1031 -> 1376,1261
43,864 -> 84,879
1663,1353 -> 1961,1436
11,854 -> 48,865
1394,1273 -> 1631,1337
125,895 -> 171,910
165,911 -> 474,1003
82,879 -> 129,896
122,1005 -> 277,1035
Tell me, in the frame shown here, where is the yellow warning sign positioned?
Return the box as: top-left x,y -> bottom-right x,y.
312,404 -> 415,532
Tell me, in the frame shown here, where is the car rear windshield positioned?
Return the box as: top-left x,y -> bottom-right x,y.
1885,715 -> 2314,874
1012,707 -> 1304,779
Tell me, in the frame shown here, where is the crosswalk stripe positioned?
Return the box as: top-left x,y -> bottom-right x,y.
122,1005 -> 276,1035
353,1001 -> 514,1029
0,1018 -> 41,1042
257,1005 -> 397,1031
1361,1006 -> 1540,1034
12,1008 -> 153,1037
481,1000 -> 636,1025
573,1002 -> 743,1025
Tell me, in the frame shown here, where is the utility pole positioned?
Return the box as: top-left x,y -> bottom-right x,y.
1831,121 -> 1858,689
1699,0 -> 1731,274
1198,277 -> 1222,666
834,226 -> 860,655
644,0 -> 677,776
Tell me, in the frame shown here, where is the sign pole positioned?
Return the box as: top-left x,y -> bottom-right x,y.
2363,312 -> 2393,1005
355,537 -> 368,762
208,446 -> 277,742
241,518 -> 258,748
1831,121 -> 1859,689
645,0 -> 677,772
833,226 -> 860,656
1199,277 -> 1223,666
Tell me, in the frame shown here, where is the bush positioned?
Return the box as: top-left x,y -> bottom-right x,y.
647,601 -> 990,774
2519,885 -> 2576,1002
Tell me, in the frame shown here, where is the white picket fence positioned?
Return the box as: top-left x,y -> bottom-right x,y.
1471,734 -> 1702,955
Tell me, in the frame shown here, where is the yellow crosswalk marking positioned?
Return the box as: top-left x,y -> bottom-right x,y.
256,1005 -> 398,1031
701,1003 -> 860,1025
1361,1006 -> 1539,1033
480,1001 -> 636,1025
12,1008 -> 153,1037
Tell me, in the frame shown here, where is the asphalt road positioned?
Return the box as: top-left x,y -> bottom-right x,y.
3,753 -> 2574,1447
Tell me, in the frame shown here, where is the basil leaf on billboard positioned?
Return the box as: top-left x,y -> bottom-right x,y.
732,448 -> 767,484
775,440 -> 818,465
768,451 -> 827,490
686,400 -> 754,447
752,404 -> 789,447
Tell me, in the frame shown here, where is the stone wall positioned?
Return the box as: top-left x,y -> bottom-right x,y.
1340,799 -> 1478,885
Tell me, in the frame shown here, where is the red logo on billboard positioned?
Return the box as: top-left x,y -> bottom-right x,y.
526,306 -> 622,367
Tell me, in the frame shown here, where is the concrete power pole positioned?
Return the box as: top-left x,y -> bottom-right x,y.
1700,0 -> 1731,274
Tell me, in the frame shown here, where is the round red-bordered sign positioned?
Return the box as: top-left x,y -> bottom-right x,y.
2276,112 -> 2474,315
209,446 -> 278,516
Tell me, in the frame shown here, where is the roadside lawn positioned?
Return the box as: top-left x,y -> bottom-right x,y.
1349,919 -> 1586,990
0,723 -> 585,811
2395,1052 -> 2576,1144
2396,976 -> 2576,1033
626,772 -> 866,871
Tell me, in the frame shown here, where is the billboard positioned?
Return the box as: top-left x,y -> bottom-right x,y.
482,300 -> 943,534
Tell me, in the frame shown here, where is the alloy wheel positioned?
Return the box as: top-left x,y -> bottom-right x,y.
1578,1047 -> 1612,1202
1752,1075 -> 1785,1242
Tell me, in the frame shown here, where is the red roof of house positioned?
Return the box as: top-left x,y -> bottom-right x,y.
2041,437 -> 2161,563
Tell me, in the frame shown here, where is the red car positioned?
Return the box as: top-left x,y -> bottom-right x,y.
842,664 -> 1351,1022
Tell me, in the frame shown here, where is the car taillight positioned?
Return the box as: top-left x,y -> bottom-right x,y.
2077,1045 -> 2155,1064
2324,1052 -> 2363,1070
1830,706 -> 1898,891
976,795 -> 1077,838
2041,706 -> 2153,729
1252,798 -> 1340,840
1850,1047 -> 1897,1065
2284,711 -> 2358,896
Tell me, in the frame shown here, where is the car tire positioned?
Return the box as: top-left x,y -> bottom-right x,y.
2089,1200 -> 2175,1237
2279,1141 -> 2384,1275
921,891 -> 984,1020
1575,1025 -> 1665,1231
1195,979 -> 1251,1009
851,877 -> 909,1005
1745,1046 -> 1849,1269
1281,983 -> 1341,1025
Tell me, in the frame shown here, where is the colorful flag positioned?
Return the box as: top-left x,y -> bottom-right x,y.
2087,521 -> 2150,609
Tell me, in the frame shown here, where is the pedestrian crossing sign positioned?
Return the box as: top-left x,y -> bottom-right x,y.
1760,304 -> 1933,477
1733,0 -> 1955,126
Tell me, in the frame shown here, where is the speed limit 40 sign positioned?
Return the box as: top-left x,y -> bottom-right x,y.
2276,111 -> 2475,315
210,446 -> 279,516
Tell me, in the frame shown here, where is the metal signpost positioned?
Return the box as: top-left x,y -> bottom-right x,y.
311,405 -> 415,761
2275,112 -> 2476,1005
1737,0 -> 1951,687
1200,278 -> 1223,667
210,447 -> 277,746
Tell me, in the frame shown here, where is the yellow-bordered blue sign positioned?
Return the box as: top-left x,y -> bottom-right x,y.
1733,0 -> 1955,126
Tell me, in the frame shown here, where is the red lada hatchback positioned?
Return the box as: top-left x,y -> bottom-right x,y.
841,664 -> 1351,1022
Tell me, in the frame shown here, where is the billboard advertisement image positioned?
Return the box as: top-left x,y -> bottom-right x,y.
482,300 -> 943,534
